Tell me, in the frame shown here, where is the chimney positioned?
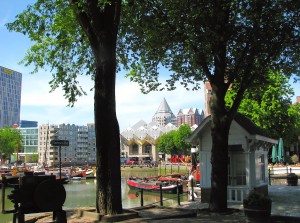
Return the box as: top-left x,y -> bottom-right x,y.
297,96 -> 300,103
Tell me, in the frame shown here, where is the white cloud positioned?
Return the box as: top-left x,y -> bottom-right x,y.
20,69 -> 205,131
115,76 -> 204,130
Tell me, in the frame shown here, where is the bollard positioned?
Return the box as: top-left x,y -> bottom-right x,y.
1,175 -> 6,214
160,184 -> 163,206
159,162 -> 161,175
177,181 -> 180,205
268,169 -> 271,185
140,189 -> 144,207
191,178 -> 195,201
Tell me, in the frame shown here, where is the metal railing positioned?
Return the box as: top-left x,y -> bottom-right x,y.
135,182 -> 183,207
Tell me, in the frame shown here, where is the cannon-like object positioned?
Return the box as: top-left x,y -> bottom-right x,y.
6,172 -> 66,223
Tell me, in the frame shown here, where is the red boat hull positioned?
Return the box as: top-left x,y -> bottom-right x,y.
127,178 -> 183,194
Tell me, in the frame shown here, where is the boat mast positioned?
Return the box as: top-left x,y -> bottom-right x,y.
43,124 -> 49,168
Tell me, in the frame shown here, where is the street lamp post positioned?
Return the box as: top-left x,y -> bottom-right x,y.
59,145 -> 62,180
50,140 -> 69,182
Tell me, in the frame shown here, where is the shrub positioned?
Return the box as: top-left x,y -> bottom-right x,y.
291,154 -> 299,164
243,190 -> 272,210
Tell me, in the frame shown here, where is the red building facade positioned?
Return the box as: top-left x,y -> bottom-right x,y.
177,108 -> 204,127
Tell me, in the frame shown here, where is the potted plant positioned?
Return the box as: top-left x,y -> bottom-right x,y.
243,190 -> 272,222
287,173 -> 298,186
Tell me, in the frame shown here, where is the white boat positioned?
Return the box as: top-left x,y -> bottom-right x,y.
85,169 -> 95,178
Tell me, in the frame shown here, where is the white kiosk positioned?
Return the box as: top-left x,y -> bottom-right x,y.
186,114 -> 277,203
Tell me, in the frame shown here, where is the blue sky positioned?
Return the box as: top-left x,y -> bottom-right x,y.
1,1 -> 299,131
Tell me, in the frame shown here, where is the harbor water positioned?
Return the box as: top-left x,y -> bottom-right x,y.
1,168 -> 189,223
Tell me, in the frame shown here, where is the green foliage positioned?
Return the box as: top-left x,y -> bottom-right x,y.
6,0 -> 92,106
6,0 -> 123,215
290,155 -> 299,164
173,124 -> 192,155
31,154 -> 39,163
119,1 -> 299,211
287,173 -> 298,180
157,125 -> 192,155
26,153 -> 39,163
0,127 -> 23,163
119,1 -> 299,95
225,70 -> 300,145
243,191 -> 272,209
157,130 -> 177,155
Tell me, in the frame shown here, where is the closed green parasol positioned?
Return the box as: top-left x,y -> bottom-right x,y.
277,138 -> 285,163
271,145 -> 277,163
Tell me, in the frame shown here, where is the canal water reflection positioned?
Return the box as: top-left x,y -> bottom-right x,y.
64,168 -> 188,208
1,168 -> 188,222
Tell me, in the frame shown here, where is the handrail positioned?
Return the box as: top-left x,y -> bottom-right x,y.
133,181 -> 188,208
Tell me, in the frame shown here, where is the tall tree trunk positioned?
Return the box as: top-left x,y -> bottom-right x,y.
94,44 -> 122,215
208,83 -> 234,212
91,2 -> 122,214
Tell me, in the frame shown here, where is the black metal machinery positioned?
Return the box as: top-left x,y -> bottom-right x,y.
2,172 -> 67,223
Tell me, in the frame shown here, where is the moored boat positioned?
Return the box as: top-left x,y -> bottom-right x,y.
127,175 -> 184,194
85,169 -> 96,178
70,167 -> 86,179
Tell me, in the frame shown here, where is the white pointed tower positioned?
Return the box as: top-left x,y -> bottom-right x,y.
152,98 -> 177,127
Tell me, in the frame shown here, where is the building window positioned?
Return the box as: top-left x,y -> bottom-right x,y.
132,144 -> 138,155
228,152 -> 246,186
256,154 -> 265,183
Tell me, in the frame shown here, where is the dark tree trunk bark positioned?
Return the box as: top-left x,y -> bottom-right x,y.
94,40 -> 122,215
71,0 -> 122,215
94,70 -> 122,215
208,82 -> 234,212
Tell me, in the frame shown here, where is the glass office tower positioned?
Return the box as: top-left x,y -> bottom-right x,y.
0,66 -> 22,128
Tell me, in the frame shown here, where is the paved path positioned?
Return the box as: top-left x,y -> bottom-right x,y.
269,185 -> 300,217
122,185 -> 300,222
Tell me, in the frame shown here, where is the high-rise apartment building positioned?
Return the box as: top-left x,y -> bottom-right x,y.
76,125 -> 89,163
177,108 -> 204,127
19,121 -> 39,163
38,123 -> 97,167
56,124 -> 79,166
38,124 -> 59,166
87,123 -> 96,164
0,66 -> 22,128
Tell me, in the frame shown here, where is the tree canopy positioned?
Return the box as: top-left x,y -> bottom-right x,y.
226,70 -> 300,145
6,0 -> 122,215
157,124 -> 192,156
173,124 -> 192,155
6,1 -> 92,106
119,0 -> 300,211
119,1 -> 299,94
157,130 -> 177,155
0,127 -> 23,164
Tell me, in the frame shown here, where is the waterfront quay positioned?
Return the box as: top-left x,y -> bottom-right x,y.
22,184 -> 300,223
1,165 -> 191,223
3,165 -> 297,222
